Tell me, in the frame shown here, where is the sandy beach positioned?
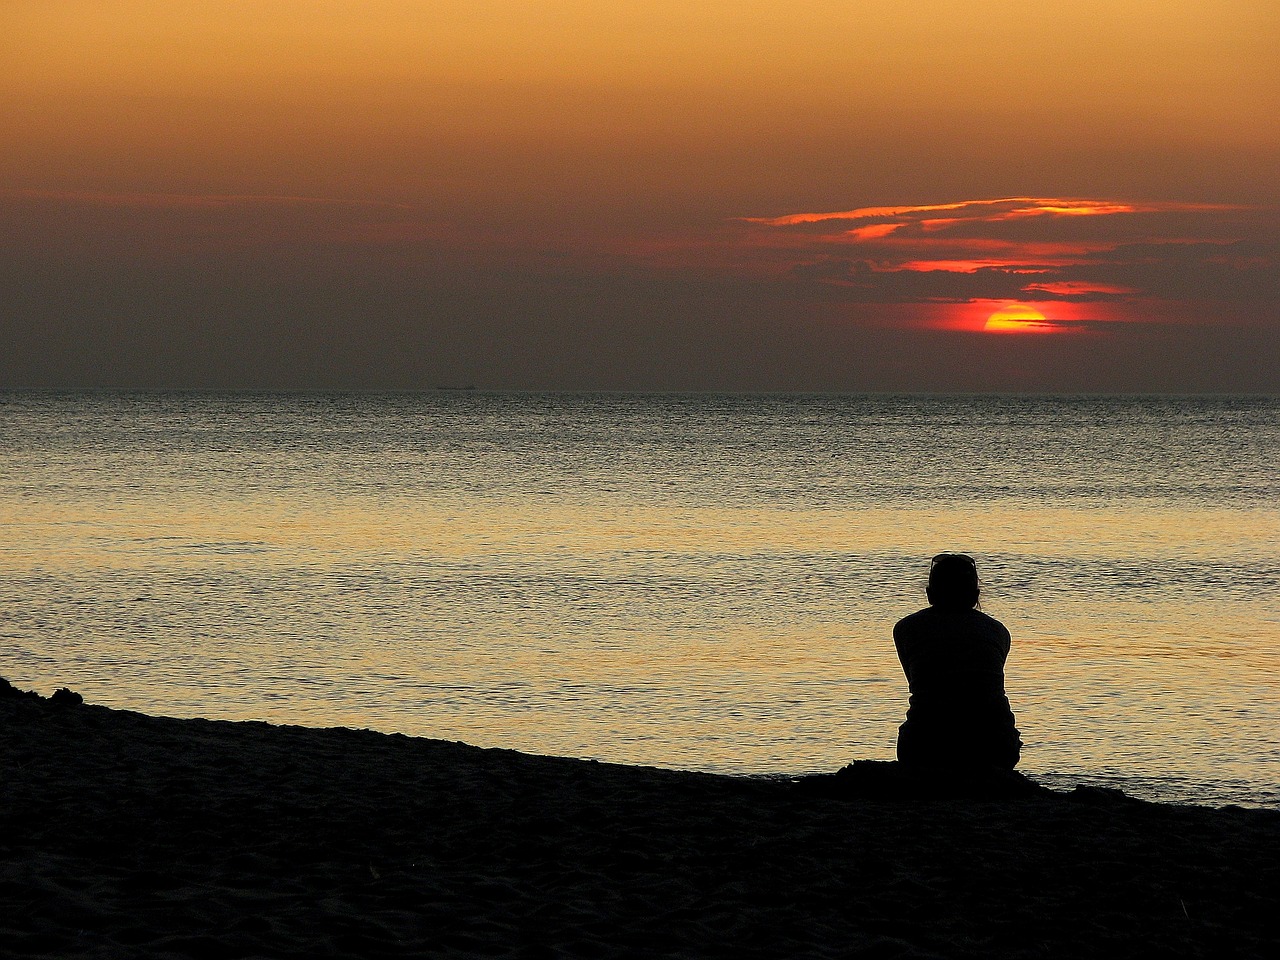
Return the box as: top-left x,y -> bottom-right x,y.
3,680 -> 1277,959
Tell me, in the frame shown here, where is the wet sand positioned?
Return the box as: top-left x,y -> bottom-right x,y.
3,681 -> 1277,958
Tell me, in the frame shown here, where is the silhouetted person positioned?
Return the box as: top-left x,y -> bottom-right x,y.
894,554 -> 1022,770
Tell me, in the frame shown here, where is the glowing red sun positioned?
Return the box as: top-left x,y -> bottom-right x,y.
983,304 -> 1053,333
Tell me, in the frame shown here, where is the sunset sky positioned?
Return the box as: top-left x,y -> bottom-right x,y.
3,1 -> 1277,391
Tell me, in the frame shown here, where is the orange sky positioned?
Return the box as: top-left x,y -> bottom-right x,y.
2,2 -> 1277,389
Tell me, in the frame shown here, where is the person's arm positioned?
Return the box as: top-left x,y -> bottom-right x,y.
995,619 -> 1011,659
892,619 -> 914,685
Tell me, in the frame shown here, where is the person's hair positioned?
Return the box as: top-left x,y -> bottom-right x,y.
926,553 -> 980,609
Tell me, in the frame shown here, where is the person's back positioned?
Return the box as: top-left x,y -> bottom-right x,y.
893,555 -> 1021,770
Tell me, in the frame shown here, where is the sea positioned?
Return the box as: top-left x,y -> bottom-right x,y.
2,392 -> 1277,809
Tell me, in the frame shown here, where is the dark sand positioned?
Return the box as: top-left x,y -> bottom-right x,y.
3,682 -> 1277,958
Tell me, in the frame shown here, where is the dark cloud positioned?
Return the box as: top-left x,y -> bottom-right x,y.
1077,241 -> 1280,303
0,191 -> 1276,391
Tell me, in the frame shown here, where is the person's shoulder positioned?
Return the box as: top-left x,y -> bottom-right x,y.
893,608 -> 935,637
972,609 -> 1011,639
895,607 -> 934,627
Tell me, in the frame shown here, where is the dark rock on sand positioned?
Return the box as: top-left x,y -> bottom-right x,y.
2,678 -> 83,707
49,687 -> 85,707
0,676 -> 42,701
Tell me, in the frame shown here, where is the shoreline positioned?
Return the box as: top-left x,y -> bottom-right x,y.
4,682 -> 1279,958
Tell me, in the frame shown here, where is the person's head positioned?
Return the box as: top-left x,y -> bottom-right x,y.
926,553 -> 980,610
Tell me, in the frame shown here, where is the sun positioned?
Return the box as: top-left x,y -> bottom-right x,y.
983,303 -> 1052,333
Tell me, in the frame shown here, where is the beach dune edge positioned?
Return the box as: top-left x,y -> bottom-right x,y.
3,680 -> 1277,958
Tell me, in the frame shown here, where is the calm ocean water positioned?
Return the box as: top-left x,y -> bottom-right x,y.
2,392 -> 1277,808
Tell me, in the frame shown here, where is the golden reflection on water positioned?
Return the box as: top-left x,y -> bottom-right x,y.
4,488 -> 1278,803
10,493 -> 1274,559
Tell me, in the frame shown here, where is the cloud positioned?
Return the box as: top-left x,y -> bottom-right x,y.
741,197 -> 1152,228
1022,281 -> 1134,297
733,196 -> 1276,316
995,317 -> 1138,333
